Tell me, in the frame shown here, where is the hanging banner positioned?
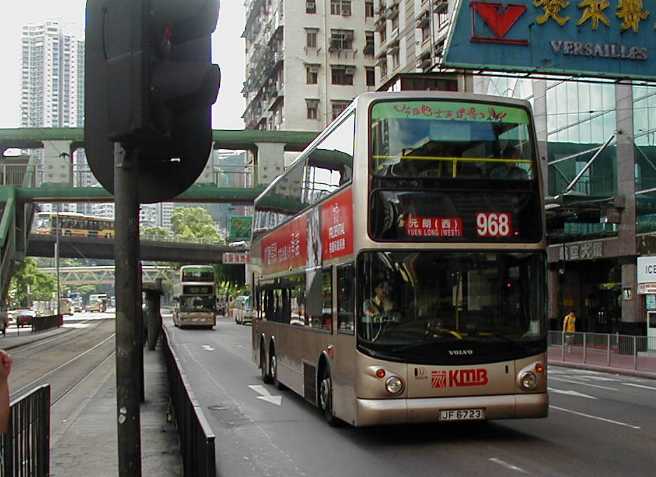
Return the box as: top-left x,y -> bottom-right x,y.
320,188 -> 354,261
443,0 -> 656,80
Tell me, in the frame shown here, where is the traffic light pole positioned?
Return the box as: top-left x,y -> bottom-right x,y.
114,143 -> 142,476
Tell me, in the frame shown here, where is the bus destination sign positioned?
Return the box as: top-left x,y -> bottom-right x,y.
183,285 -> 213,295
403,215 -> 464,238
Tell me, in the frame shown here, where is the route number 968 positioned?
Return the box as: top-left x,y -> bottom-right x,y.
475,212 -> 512,237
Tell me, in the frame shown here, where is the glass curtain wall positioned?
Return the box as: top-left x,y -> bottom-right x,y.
476,76 -> 619,240
634,84 -> 656,232
546,80 -> 618,240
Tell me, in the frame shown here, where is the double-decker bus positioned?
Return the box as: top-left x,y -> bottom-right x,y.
250,92 -> 547,426
33,212 -> 114,238
173,265 -> 217,328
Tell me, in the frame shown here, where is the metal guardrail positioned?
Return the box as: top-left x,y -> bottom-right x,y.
72,169 -> 254,190
0,385 -> 51,476
162,327 -> 216,477
31,315 -> 63,333
548,331 -> 656,374
0,165 -> 31,187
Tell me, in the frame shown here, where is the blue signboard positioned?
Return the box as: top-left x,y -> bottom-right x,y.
443,0 -> 656,80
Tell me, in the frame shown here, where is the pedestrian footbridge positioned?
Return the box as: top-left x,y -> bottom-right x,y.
0,127 -> 319,300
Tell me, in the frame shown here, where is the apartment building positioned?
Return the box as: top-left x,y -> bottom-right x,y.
373,0 -> 449,88
242,0 -> 377,131
20,22 -> 84,128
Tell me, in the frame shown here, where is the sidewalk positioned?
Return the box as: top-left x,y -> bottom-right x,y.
5,326 -> 182,476
548,346 -> 656,379
50,341 -> 182,476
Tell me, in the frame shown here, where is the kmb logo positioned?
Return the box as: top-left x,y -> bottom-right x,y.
471,2 -> 528,46
432,369 -> 489,388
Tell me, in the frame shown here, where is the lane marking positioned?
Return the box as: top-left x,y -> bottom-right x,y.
549,377 -> 618,391
489,458 -> 528,474
550,405 -> 641,430
579,376 -> 618,382
548,387 -> 597,399
248,384 -> 282,406
63,323 -> 91,329
201,345 -> 215,351
623,382 -> 656,391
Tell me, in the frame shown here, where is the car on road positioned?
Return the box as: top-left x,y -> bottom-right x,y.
15,309 -> 36,328
234,295 -> 254,325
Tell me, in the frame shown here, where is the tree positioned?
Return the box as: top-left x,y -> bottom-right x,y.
9,258 -> 56,308
142,226 -> 171,241
170,207 -> 222,243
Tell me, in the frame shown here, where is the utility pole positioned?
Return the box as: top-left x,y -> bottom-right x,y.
114,143 -> 141,475
55,203 -> 61,316
85,2 -> 221,472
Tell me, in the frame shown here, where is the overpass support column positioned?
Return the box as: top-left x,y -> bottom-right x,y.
255,142 -> 285,186
42,140 -> 73,185
616,82 -> 639,334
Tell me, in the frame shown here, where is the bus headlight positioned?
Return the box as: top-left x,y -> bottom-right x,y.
519,371 -> 537,391
385,376 -> 404,394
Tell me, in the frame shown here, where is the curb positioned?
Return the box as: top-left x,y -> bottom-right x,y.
548,359 -> 656,380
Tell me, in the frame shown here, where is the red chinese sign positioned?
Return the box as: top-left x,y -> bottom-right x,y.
321,188 -> 354,260
261,214 -> 308,274
404,214 -> 463,238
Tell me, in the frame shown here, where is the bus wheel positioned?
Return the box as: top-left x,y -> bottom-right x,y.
319,368 -> 339,426
270,351 -> 284,390
260,345 -> 272,384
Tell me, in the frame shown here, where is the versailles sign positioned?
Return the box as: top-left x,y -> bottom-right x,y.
443,0 -> 656,79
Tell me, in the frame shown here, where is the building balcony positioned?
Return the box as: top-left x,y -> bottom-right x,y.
433,0 -> 448,14
416,10 -> 430,28
385,2 -> 399,19
418,37 -> 432,57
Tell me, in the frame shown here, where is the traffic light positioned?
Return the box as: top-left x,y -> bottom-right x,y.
85,0 -> 221,203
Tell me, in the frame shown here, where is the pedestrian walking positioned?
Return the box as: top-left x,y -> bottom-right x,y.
563,310 -> 576,352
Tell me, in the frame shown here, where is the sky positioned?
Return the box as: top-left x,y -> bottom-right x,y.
0,0 -> 246,129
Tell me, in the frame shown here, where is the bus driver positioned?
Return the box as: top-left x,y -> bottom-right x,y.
363,281 -> 399,322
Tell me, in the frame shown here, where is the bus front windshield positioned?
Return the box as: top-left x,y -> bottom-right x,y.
179,295 -> 215,312
370,100 -> 536,181
357,252 -> 546,364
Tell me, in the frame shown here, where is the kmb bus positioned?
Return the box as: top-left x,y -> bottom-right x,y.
173,265 -> 217,328
250,92 -> 548,426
